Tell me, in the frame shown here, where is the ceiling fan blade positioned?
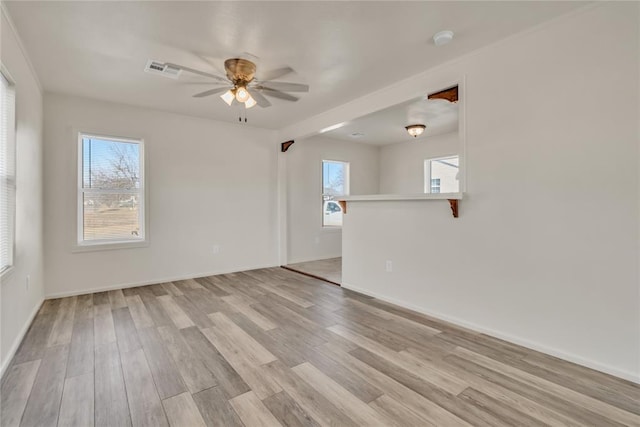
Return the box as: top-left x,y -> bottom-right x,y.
166,62 -> 228,83
258,66 -> 294,82
258,81 -> 309,92
247,88 -> 271,108
258,88 -> 299,102
193,87 -> 231,98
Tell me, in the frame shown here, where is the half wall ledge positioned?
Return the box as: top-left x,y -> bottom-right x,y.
338,193 -> 463,218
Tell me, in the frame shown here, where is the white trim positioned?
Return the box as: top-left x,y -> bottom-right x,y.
71,240 -> 149,253
0,298 -> 44,380
44,262 -> 278,299
341,282 -> 640,384
76,132 -> 146,248
0,3 -> 43,93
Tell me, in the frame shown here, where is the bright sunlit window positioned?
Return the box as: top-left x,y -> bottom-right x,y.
424,155 -> 459,194
322,160 -> 349,227
78,133 -> 145,246
0,69 -> 16,273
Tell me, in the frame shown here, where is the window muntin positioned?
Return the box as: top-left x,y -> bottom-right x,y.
78,134 -> 145,245
424,155 -> 459,194
0,69 -> 16,273
322,160 -> 349,227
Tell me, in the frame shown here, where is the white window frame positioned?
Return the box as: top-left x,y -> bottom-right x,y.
77,132 -> 147,250
321,159 -> 350,228
424,155 -> 459,194
0,66 -> 16,276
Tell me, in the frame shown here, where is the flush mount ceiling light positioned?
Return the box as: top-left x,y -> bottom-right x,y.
405,124 -> 426,138
433,30 -> 454,46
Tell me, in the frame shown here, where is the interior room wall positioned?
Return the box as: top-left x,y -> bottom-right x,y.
336,3 -> 637,381
0,8 -> 45,375
286,135 -> 379,264
379,131 -> 458,194
43,93 -> 280,297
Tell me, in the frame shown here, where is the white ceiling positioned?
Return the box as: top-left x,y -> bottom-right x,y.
5,1 -> 587,129
324,96 -> 458,146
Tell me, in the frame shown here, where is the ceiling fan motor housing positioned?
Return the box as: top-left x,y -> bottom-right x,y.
225,58 -> 257,87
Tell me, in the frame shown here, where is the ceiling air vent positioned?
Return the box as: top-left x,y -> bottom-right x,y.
144,60 -> 182,79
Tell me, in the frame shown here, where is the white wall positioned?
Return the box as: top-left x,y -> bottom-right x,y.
340,4 -> 639,381
43,93 -> 279,297
379,131 -> 458,194
286,135 -> 378,264
0,8 -> 45,375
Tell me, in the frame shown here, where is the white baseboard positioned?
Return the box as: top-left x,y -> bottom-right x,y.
0,298 -> 44,379
45,263 -> 279,299
341,282 -> 640,384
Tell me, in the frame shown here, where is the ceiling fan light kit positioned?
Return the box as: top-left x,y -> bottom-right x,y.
220,89 -> 235,106
405,124 -> 426,137
235,86 -> 250,103
165,57 -> 309,111
244,96 -> 257,109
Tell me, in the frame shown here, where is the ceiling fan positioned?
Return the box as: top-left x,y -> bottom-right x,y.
166,58 -> 309,109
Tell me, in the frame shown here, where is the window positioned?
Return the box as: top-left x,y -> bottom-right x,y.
78,133 -> 145,246
425,155 -> 459,194
322,160 -> 349,227
1,69 -> 16,273
430,178 -> 441,194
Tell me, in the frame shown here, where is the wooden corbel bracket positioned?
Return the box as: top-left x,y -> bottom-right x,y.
448,199 -> 459,218
281,140 -> 295,152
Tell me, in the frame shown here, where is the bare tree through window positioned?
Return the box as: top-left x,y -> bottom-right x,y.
80,135 -> 144,243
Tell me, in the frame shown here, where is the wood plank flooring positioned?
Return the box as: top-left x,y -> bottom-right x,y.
285,257 -> 342,285
2,267 -> 639,427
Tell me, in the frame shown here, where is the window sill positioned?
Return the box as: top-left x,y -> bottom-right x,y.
72,240 -> 149,253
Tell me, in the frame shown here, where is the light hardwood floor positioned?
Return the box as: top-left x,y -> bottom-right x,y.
286,257 -> 342,285
2,267 -> 639,426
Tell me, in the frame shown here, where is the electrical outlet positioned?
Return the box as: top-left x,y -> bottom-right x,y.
385,260 -> 393,272
26,274 -> 30,290
212,244 -> 220,255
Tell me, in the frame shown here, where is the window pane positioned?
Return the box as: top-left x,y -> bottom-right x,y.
322,161 -> 346,196
428,156 -> 459,193
83,193 -> 141,241
322,199 -> 343,227
83,137 -> 140,190
322,160 -> 348,227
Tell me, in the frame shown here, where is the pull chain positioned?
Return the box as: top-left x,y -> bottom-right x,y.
237,105 -> 248,124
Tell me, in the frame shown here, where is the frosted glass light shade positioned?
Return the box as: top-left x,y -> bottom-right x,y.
405,124 -> 426,137
245,95 -> 257,109
220,90 -> 235,106
235,86 -> 250,103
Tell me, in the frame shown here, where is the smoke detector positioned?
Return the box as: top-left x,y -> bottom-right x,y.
433,30 -> 454,46
144,60 -> 182,79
